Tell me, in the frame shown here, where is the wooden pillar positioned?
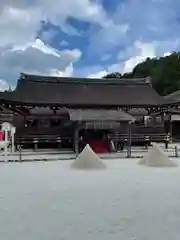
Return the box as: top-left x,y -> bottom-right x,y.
74,122 -> 79,154
24,114 -> 27,128
127,121 -> 132,158
114,131 -> 118,152
161,113 -> 164,122
169,113 -> 172,141
161,112 -> 165,133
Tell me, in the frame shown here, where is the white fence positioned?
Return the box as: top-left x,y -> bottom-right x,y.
0,143 -> 179,162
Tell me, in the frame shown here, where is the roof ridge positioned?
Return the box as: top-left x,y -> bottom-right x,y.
165,89 -> 180,99
19,73 -> 151,85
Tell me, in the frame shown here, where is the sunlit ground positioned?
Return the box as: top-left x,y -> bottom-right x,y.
0,159 -> 180,240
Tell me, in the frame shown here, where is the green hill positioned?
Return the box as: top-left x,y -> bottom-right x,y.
104,52 -> 180,96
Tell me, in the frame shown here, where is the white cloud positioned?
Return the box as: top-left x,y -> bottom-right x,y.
164,52 -> 171,57
49,63 -> 74,77
85,41 -> 157,78
61,48 -> 82,62
0,0 -> 110,49
0,0 -> 109,84
123,41 -> 156,73
11,38 -> 61,58
88,70 -> 108,79
1,0 -> 180,84
35,0 -> 108,27
85,63 -> 124,79
88,21 -> 129,55
0,6 -> 41,48
108,63 -> 124,73
0,79 -> 11,91
0,39 -> 82,84
88,0 -> 180,60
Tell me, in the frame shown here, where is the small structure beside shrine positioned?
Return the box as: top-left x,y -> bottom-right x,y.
164,91 -> 180,140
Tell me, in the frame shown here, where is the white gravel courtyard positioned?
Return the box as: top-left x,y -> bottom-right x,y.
0,158 -> 180,240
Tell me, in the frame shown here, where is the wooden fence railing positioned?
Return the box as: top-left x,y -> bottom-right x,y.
108,133 -> 166,143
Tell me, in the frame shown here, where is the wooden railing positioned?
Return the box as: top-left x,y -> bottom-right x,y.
108,133 -> 166,143
118,125 -> 165,134
15,127 -> 74,146
15,134 -> 73,146
16,126 -> 74,136
14,124 -> 166,146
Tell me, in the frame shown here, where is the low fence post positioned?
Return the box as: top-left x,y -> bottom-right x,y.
124,138 -> 128,150
175,145 -> 178,158
164,134 -> 169,149
56,137 -> 61,149
127,122 -> 132,158
145,136 -> 149,150
33,138 -> 38,151
18,145 -> 23,162
127,146 -> 131,158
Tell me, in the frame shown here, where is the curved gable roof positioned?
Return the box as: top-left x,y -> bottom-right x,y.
0,73 -> 168,107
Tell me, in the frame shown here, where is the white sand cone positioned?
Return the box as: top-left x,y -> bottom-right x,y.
71,144 -> 106,170
138,144 -> 177,167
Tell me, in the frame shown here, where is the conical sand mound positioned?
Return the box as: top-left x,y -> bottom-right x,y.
71,144 -> 106,170
138,144 -> 177,167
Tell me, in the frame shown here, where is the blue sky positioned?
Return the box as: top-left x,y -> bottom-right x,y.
0,0 -> 180,88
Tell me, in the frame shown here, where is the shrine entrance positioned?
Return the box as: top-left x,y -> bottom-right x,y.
79,129 -> 110,153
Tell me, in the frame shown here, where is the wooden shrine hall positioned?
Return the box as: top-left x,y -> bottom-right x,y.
0,73 -> 177,153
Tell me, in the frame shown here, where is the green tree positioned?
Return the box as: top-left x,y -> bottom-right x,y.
103,72 -> 121,78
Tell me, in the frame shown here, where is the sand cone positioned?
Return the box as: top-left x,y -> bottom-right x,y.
71,144 -> 106,170
138,144 -> 177,167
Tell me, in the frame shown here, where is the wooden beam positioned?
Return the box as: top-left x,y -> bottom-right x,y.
0,104 -> 29,116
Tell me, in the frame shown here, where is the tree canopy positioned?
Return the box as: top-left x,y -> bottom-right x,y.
104,52 -> 180,96
103,72 -> 122,78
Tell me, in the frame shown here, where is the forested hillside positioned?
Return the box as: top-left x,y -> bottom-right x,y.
104,52 -> 180,96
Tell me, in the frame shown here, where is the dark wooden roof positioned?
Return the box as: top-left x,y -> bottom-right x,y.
127,108 -> 148,116
68,109 -> 135,122
164,90 -> 180,101
29,107 -> 68,115
25,106 -> 135,122
0,73 -> 170,107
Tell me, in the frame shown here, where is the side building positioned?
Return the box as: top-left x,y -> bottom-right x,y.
0,73 -> 176,152
164,90 -> 180,140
